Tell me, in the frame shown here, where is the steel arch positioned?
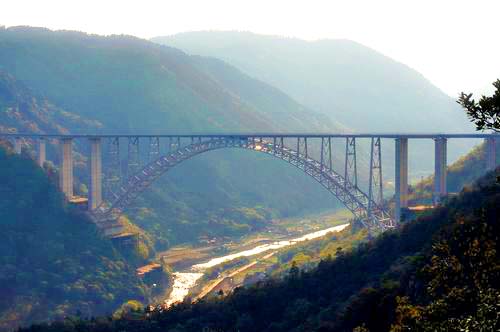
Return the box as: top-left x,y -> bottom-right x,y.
92,137 -> 394,230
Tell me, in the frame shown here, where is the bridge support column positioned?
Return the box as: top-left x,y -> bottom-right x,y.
14,137 -> 22,154
59,138 -> 73,199
89,138 -> 102,210
485,137 -> 497,171
434,138 -> 447,204
395,138 -> 408,223
37,138 -> 46,167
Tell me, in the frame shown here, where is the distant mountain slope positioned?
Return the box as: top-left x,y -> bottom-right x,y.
188,55 -> 346,131
154,31 -> 482,177
155,31 -> 472,133
0,148 -> 149,331
0,27 -> 340,248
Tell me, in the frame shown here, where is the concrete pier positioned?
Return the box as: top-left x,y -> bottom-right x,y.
395,138 -> 408,222
434,138 -> 447,203
485,137 -> 497,170
59,138 -> 73,199
37,138 -> 46,167
14,138 -> 22,154
89,138 -> 102,210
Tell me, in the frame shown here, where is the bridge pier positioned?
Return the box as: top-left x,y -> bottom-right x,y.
14,137 -> 22,154
485,137 -> 497,170
59,138 -> 73,199
395,138 -> 408,223
37,138 -> 46,167
89,138 -> 102,210
434,138 -> 447,204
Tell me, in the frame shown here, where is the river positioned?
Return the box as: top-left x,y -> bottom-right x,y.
164,223 -> 349,307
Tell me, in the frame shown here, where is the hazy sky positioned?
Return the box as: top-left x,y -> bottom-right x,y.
1,0 -> 499,97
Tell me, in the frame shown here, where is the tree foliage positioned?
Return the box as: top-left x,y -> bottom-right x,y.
458,79 -> 500,132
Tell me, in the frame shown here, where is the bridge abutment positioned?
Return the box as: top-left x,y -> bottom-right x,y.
89,137 -> 102,210
59,138 -> 73,199
434,138 -> 447,204
395,138 -> 408,222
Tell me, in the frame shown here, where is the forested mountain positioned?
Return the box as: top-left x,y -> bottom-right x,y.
21,168 -> 500,331
0,148 -> 150,331
0,26 -> 342,248
2,26 -> 496,332
155,31 -> 471,133
0,27 -> 336,133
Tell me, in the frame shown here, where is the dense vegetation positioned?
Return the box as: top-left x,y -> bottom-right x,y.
19,168 -> 499,331
0,148 -> 150,331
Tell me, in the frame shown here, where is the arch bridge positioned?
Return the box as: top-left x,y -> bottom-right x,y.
2,133 -> 498,236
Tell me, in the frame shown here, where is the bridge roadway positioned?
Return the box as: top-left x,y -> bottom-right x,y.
1,133 -> 497,139
2,132 -> 498,236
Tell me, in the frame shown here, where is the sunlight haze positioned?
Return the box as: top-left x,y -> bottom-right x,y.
1,1 -> 500,330
1,0 -> 499,97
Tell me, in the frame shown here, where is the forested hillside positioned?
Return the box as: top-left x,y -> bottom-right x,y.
0,71 -> 101,135
0,148 -> 150,331
0,26 -> 342,248
23,168 -> 499,331
409,139 -> 500,204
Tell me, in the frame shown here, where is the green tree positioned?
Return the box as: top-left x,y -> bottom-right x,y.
457,79 -> 500,132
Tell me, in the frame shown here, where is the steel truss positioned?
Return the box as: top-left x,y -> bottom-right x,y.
92,136 -> 393,231
368,137 -> 384,219
103,137 -> 121,201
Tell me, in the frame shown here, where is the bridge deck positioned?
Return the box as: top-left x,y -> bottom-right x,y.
1,133 -> 498,139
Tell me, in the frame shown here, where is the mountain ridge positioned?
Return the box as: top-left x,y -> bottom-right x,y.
153,30 -> 472,133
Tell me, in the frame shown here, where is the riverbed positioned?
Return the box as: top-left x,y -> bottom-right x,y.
164,223 -> 349,306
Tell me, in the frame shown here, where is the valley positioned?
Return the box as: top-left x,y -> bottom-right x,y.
0,18 -> 498,332
154,209 -> 352,306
